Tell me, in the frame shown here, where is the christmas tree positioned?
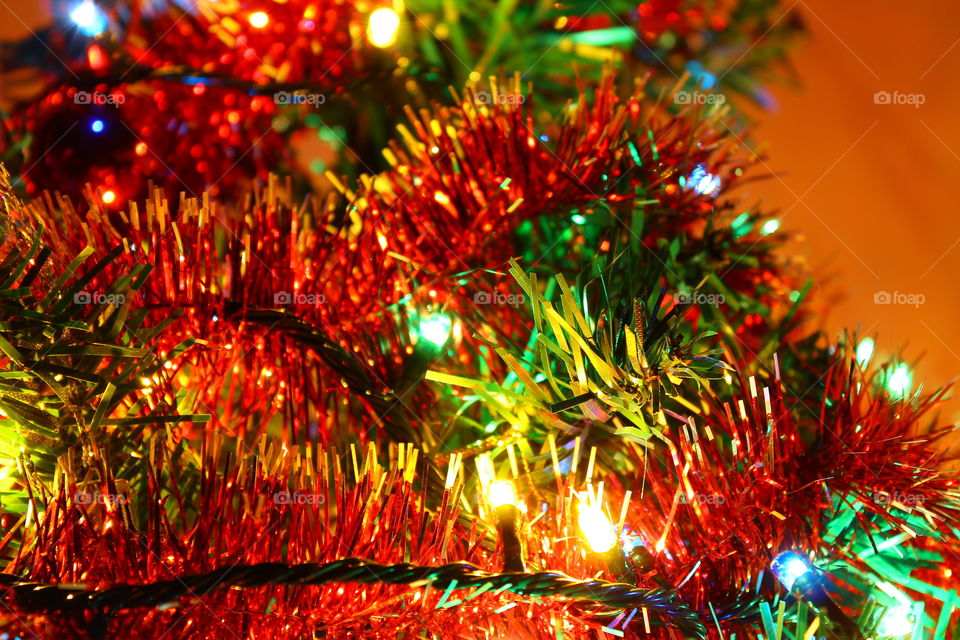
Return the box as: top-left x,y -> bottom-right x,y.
0,1 -> 956,639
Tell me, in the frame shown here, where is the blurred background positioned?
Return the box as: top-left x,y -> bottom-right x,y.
3,0 -> 959,421
742,1 -> 960,423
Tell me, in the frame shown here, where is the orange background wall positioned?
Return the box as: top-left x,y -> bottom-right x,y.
741,1 -> 960,423
2,1 -> 959,422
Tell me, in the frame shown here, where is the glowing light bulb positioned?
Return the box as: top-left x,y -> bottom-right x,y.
686,163 -> 721,197
731,212 -> 752,238
771,551 -> 813,590
70,1 -> 107,36
856,337 -> 875,366
367,7 -> 400,48
102,190 -> 116,204
885,363 -> 912,398
684,60 -> 717,90
761,219 -> 781,235
488,480 -> 517,509
418,314 -> 451,347
489,479 -> 525,571
86,44 -> 106,70
249,11 -> 269,28
90,119 -> 105,133
878,603 -> 914,637
578,504 -> 617,553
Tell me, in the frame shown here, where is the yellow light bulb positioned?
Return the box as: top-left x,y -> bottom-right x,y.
488,479 -> 517,509
249,11 -> 269,28
367,7 -> 400,48
102,190 -> 116,204
579,504 -> 617,553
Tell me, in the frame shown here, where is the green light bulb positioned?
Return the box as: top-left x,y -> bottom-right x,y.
878,603 -> 914,637
856,338 -> 875,366
885,363 -> 912,398
419,314 -> 452,347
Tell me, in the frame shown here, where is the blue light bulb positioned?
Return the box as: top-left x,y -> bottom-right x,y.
90,119 -> 105,133
686,163 -> 722,197
684,61 -> 717,90
771,551 -> 814,590
70,2 -> 108,37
